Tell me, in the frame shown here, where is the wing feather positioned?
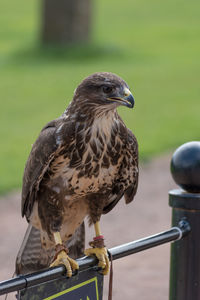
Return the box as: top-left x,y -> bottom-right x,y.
124,129 -> 139,204
103,126 -> 138,214
21,119 -> 62,220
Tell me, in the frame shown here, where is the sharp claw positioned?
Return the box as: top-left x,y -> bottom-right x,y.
98,260 -> 106,268
84,247 -> 109,275
50,250 -> 78,277
102,254 -> 109,275
68,256 -> 79,270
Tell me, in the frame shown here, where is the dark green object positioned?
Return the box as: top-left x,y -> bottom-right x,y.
169,141 -> 200,300
19,267 -> 103,300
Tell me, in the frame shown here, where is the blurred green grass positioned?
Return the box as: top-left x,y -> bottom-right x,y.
0,0 -> 200,193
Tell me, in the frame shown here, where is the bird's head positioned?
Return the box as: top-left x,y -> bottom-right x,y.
72,72 -> 135,112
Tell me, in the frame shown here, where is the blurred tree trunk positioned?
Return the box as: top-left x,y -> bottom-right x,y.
41,0 -> 91,45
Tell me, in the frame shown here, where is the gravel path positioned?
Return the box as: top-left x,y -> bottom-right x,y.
0,153 -> 177,300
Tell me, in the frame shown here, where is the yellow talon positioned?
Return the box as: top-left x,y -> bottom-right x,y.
50,232 -> 79,277
84,247 -> 109,275
84,221 -> 109,275
50,249 -> 79,277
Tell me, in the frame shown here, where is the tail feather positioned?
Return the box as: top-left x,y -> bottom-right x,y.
16,222 -> 85,275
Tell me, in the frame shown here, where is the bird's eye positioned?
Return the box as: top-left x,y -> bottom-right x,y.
102,86 -> 113,94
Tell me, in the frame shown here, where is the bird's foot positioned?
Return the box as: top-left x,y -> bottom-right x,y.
50,244 -> 79,277
84,235 -> 109,275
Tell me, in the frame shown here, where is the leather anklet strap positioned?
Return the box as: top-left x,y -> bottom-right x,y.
52,244 -> 69,262
89,236 -> 105,248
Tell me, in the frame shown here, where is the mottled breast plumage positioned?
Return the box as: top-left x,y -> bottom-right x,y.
46,110 -> 137,215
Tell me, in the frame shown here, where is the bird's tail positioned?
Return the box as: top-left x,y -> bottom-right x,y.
15,222 -> 85,275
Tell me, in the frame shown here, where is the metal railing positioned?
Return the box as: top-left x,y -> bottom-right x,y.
0,224 -> 190,296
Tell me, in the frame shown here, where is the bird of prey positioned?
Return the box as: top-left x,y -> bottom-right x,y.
16,72 -> 138,277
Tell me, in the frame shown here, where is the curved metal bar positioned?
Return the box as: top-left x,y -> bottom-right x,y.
0,222 -> 190,296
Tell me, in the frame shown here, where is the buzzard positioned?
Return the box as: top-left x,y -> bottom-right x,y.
16,72 -> 138,277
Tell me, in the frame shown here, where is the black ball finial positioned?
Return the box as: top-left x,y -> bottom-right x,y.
171,141 -> 200,193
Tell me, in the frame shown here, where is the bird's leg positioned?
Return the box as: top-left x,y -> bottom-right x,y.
84,221 -> 109,275
50,232 -> 79,277
94,221 -> 101,236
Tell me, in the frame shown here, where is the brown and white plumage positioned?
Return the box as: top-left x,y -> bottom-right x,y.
16,72 -> 138,275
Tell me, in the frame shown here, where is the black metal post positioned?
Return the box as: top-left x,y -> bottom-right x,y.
169,141 -> 200,300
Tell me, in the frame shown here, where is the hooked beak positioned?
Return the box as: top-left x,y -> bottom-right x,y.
107,87 -> 135,108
